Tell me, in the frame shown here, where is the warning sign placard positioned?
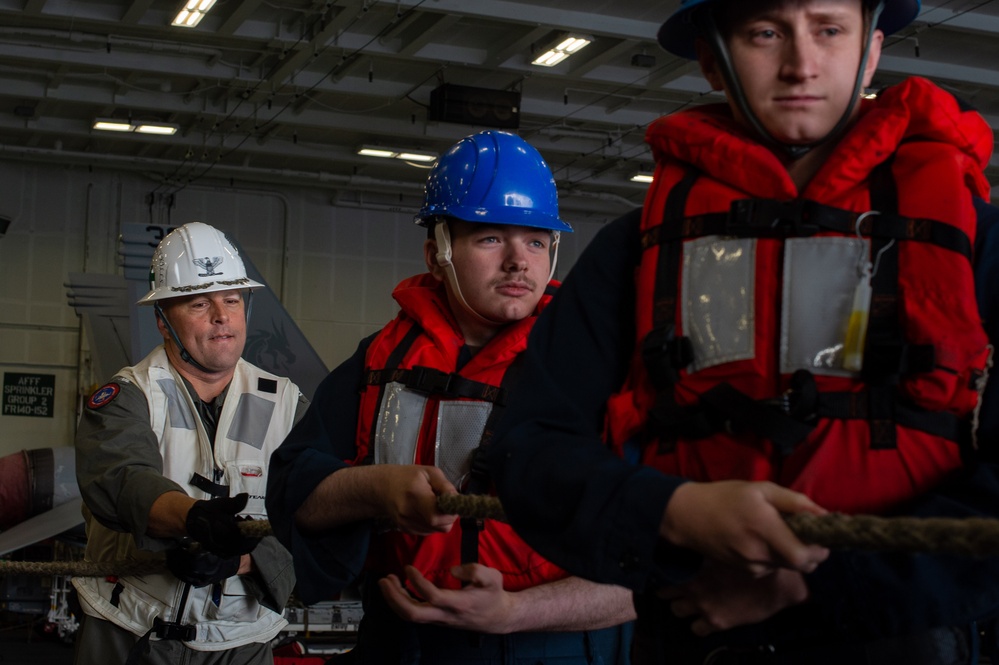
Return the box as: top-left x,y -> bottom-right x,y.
3,372 -> 55,418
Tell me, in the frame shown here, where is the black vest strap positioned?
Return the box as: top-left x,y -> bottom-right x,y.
190,472 -> 229,498
817,390 -> 966,444
648,370 -> 819,455
109,581 -> 124,607
461,349 -> 535,568
361,323 -> 424,465
123,618 -> 196,665
366,366 -> 506,405
647,381 -> 965,450
863,159 -> 902,448
640,198 -> 973,261
641,169 -> 700,393
152,616 -> 197,641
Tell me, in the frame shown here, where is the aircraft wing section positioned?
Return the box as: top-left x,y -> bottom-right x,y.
64,273 -> 133,385
0,497 -> 84,557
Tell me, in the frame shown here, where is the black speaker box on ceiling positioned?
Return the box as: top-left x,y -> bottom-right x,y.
429,84 -> 521,129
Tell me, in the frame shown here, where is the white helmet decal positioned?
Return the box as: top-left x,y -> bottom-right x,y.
194,256 -> 224,277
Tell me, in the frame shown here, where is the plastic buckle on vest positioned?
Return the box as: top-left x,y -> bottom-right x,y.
641,326 -> 693,390
152,617 -> 197,642
731,199 -> 819,237
409,366 -> 455,396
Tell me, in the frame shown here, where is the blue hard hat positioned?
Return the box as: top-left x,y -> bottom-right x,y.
414,130 -> 572,233
658,0 -> 921,59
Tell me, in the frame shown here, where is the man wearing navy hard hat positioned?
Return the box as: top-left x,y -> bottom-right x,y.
267,130 -> 635,663
486,0 -> 999,663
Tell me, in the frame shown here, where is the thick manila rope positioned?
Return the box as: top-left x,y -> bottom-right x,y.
436,494 -> 999,558
5,496 -> 999,576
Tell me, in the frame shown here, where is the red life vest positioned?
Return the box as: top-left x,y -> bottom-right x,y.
353,273 -> 566,591
606,77 -> 992,514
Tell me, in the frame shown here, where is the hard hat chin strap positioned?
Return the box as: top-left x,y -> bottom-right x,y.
549,231 -> 561,282
693,0 -> 885,160
154,303 -> 215,374
153,295 -> 252,375
434,222 -> 503,326
433,221 -> 558,329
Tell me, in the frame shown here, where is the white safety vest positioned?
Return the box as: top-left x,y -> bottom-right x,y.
73,346 -> 299,650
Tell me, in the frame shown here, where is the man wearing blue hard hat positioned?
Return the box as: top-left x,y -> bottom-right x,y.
485,0 -> 999,663
266,130 -> 635,663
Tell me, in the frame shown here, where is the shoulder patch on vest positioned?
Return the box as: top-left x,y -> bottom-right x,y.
257,378 -> 277,394
87,383 -> 121,410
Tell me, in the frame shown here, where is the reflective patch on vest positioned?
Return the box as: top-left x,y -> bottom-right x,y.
781,237 -> 867,377
682,236 -> 756,371
435,401 -> 493,488
225,461 -> 267,517
374,382 -> 426,466
157,378 -> 196,430
227,393 -> 276,449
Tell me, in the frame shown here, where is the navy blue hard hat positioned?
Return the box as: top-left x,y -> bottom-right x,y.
414,130 -> 572,233
658,0 -> 921,59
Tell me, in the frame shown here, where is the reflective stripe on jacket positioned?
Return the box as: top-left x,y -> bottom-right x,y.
74,346 -> 299,650
354,273 -> 567,591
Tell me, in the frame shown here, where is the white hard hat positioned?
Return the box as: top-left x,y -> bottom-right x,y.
137,222 -> 264,305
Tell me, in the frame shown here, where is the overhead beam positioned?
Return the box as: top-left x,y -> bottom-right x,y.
216,0 -> 266,37
121,0 -> 156,24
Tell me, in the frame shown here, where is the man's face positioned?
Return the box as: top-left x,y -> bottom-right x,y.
428,219 -> 551,328
699,0 -> 883,145
157,289 -> 246,375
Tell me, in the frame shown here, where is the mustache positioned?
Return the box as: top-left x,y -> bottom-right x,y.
492,277 -> 537,291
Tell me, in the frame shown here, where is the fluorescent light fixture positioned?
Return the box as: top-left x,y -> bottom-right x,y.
93,120 -> 134,132
357,147 -> 397,158
172,0 -> 218,28
630,172 -> 654,184
93,118 -> 179,136
357,146 -> 437,165
532,34 -> 592,67
134,122 -> 179,135
397,152 -> 437,163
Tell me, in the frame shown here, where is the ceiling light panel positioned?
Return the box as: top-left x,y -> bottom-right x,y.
172,0 -> 218,28
532,34 -> 592,67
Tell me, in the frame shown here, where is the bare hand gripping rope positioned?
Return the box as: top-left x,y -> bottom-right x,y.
4,495 -> 999,577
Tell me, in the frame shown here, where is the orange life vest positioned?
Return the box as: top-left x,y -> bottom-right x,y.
606,77 -> 992,514
353,273 -> 566,591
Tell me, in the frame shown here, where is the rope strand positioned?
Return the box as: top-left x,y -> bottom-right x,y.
5,496 -> 999,576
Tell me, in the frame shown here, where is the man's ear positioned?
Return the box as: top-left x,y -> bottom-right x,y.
862,29 -> 884,88
695,38 -> 726,91
154,308 -> 171,342
424,238 -> 445,281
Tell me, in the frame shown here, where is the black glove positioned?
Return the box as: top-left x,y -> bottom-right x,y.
166,546 -> 241,587
185,493 -> 260,557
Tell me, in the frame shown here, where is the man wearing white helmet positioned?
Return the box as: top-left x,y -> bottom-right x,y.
485,0 -> 999,663
267,130 -> 635,663
73,222 -> 306,665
